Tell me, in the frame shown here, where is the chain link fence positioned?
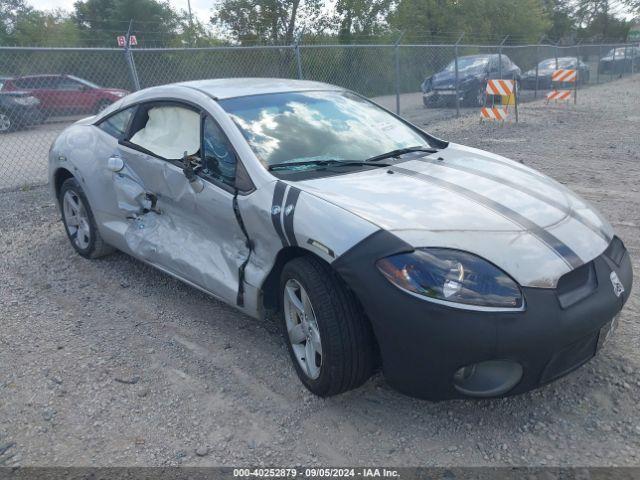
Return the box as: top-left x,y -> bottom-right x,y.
0,41 -> 637,190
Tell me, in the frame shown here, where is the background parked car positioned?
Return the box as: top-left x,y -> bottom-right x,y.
0,74 -> 128,118
521,57 -> 590,90
598,47 -> 640,74
421,54 -> 521,108
0,77 -> 44,133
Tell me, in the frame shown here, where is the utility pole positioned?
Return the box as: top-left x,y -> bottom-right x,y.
498,35 -> 509,78
394,31 -> 405,115
454,32 -> 465,117
124,19 -> 140,91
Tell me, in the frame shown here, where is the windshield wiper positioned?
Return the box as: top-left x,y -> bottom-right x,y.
366,146 -> 439,163
268,159 -> 391,171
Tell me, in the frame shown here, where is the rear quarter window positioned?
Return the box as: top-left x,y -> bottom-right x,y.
98,107 -> 135,139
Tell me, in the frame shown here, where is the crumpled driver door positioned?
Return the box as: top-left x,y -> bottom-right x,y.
110,142 -> 248,306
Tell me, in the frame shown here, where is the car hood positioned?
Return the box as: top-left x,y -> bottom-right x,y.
296,143 -> 614,288
430,70 -> 482,88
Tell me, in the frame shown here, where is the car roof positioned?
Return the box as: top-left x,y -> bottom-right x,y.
459,54 -> 497,59
178,77 -> 344,100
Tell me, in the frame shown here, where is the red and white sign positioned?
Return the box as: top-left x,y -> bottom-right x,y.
551,69 -> 577,83
117,35 -> 138,47
486,79 -> 515,96
547,90 -> 573,101
480,106 -> 509,121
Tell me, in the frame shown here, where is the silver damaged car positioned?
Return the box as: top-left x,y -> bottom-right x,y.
49,78 -> 633,400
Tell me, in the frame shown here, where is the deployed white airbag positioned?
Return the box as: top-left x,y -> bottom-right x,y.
130,106 -> 200,159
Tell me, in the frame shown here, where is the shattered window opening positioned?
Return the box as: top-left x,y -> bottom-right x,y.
201,115 -> 237,188
128,104 -> 200,160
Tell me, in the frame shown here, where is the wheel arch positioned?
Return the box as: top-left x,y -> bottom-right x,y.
260,245 -> 381,365
53,167 -> 75,203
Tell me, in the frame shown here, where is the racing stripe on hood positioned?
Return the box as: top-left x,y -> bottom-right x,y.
283,186 -> 302,247
271,180 -> 288,247
411,157 -> 611,242
390,165 -> 584,269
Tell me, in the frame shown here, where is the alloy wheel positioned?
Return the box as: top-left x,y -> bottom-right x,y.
0,113 -> 11,132
62,190 -> 91,250
283,278 -> 323,380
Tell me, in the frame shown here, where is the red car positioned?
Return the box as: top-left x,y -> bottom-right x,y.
1,74 -> 128,118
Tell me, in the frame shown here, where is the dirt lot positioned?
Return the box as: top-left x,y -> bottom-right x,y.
0,75 -> 639,468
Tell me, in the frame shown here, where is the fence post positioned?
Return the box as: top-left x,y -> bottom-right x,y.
575,42 -> 581,104
124,20 -> 141,91
454,32 -> 464,117
394,31 -> 405,115
293,32 -> 304,80
597,44 -> 602,84
535,35 -> 545,99
498,35 -> 509,78
623,45 -> 628,77
555,42 -> 559,70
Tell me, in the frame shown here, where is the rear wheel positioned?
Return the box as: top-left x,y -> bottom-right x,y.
464,84 -> 485,107
280,256 -> 375,397
0,110 -> 13,133
59,177 -> 114,259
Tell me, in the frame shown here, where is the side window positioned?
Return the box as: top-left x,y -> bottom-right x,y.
201,115 -> 236,187
98,107 -> 135,139
19,77 -> 56,89
128,104 -> 200,160
57,77 -> 83,90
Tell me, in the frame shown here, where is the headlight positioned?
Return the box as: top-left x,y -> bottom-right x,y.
110,91 -> 127,98
376,248 -> 523,310
13,96 -> 39,106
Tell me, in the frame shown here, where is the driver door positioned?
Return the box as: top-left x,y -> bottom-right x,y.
110,101 -> 249,305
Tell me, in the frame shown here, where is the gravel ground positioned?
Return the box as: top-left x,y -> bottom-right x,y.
0,74 -> 639,468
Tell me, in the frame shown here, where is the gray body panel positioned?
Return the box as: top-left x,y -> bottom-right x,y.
49,79 -> 616,321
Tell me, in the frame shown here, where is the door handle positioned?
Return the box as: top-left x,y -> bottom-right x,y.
107,155 -> 124,172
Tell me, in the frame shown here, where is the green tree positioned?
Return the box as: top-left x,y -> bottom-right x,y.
73,0 -> 181,46
542,0 -> 577,41
211,0 -> 322,45
334,0 -> 393,43
1,0 -> 29,43
389,0 -> 551,43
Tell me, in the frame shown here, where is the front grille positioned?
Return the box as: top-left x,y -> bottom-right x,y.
556,261 -> 598,309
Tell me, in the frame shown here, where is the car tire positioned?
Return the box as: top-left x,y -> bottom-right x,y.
463,85 -> 484,108
279,256 -> 375,397
95,99 -> 112,114
0,110 -> 14,133
59,177 -> 115,259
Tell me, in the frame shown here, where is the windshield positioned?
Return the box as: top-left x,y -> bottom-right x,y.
539,58 -> 575,69
445,56 -> 489,72
69,75 -> 101,89
606,48 -> 630,57
219,90 -> 429,168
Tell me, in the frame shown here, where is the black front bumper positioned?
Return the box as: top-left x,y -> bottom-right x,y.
5,104 -> 44,126
334,232 -> 633,400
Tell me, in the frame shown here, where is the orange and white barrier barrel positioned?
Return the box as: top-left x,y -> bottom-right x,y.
551,69 -> 577,83
546,90 -> 573,101
480,106 -> 509,121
